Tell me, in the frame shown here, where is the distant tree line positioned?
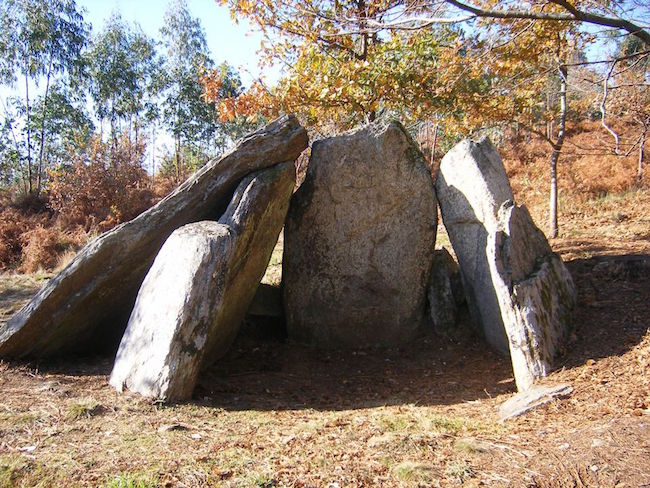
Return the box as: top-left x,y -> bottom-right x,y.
0,0 -> 254,202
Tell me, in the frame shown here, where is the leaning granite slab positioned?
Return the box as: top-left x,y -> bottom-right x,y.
437,137 -> 575,390
109,162 -> 295,401
283,119 -> 437,348
436,137 -> 514,354
0,115 -> 308,359
499,383 -> 573,422
489,202 -> 576,391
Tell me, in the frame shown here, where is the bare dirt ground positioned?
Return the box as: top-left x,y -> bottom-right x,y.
1,189 -> 649,487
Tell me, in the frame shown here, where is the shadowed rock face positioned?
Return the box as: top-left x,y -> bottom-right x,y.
436,137 -> 514,354
0,115 -> 308,359
283,119 -> 437,348
109,162 -> 296,401
428,248 -> 464,335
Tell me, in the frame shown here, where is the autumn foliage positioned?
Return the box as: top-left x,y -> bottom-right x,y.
0,134 -> 162,272
48,134 -> 155,232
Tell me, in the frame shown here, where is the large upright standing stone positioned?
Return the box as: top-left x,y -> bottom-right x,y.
489,202 -> 575,390
283,120 -> 437,348
0,115 -> 308,359
436,138 -> 514,354
109,162 -> 295,401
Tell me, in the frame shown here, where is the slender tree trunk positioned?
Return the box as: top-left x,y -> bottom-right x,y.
6,112 -> 24,190
431,122 -> 438,168
545,90 -> 551,139
549,153 -> 558,237
638,124 -> 646,185
357,0 -> 368,60
175,136 -> 181,182
36,55 -> 54,196
110,94 -> 117,157
175,95 -> 182,181
128,115 -> 133,161
151,125 -> 156,185
549,64 -> 567,239
134,117 -> 139,148
24,71 -> 33,195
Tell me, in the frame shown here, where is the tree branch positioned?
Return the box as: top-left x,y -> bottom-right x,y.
445,0 -> 650,45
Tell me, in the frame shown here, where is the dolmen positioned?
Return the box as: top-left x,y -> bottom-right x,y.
0,115 -> 307,399
110,163 -> 295,400
0,116 -> 576,400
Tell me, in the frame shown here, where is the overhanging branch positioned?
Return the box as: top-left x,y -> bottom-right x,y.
445,0 -> 650,45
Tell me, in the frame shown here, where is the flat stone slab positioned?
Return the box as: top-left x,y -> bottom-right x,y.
499,383 -> 573,422
283,119 -> 437,348
109,162 -> 295,401
0,115 -> 307,359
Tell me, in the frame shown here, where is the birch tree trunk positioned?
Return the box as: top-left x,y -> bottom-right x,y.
549,64 -> 567,239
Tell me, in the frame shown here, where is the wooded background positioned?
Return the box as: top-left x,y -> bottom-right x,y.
1,0 -> 648,270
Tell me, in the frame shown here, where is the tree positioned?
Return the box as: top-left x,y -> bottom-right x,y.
215,0 -> 647,236
0,0 -> 88,195
160,0 -> 221,180
201,61 -> 265,141
85,13 -> 161,151
29,84 -> 94,171
599,38 -> 649,183
442,0 -> 649,46
2,85 -> 93,194
0,110 -> 22,188
464,15 -> 586,237
207,1 -> 483,133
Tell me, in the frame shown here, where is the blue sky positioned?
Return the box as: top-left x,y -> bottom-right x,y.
77,0 -> 275,86
0,0 -> 278,163
0,0 -> 275,103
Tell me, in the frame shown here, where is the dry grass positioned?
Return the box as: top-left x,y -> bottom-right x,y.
0,273 -> 50,326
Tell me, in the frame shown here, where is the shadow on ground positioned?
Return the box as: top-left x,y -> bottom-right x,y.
196,324 -> 515,412
558,253 -> 650,369
8,253 -> 649,413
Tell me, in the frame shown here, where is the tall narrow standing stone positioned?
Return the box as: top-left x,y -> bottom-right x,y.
436,138 -> 514,354
489,202 -> 575,390
437,137 -> 575,390
283,120 -> 437,348
110,162 -> 295,401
